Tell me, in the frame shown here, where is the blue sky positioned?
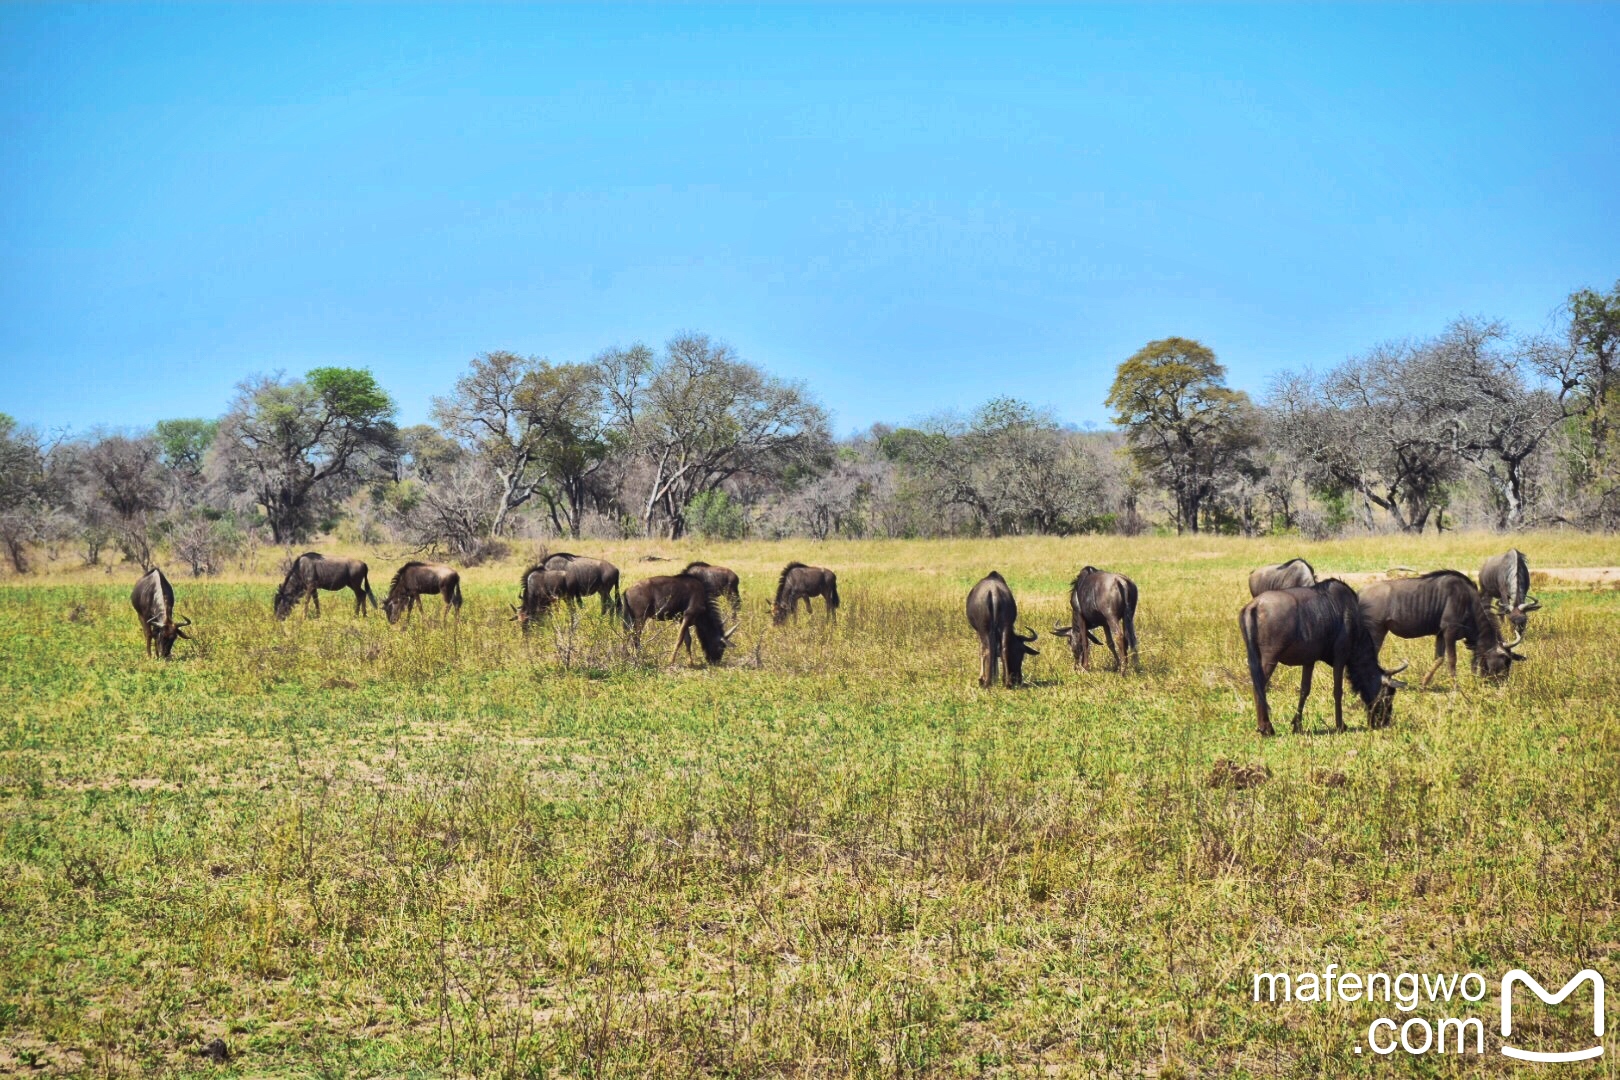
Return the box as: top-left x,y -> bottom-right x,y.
2,4 -> 1616,436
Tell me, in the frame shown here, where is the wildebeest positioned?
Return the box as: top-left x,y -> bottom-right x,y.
382,562 -> 463,625
1479,549 -> 1539,633
620,573 -> 734,665
681,561 -> 742,614
131,567 -> 191,658
541,552 -> 621,613
966,571 -> 1039,688
1052,566 -> 1139,674
1248,557 -> 1316,597
273,552 -> 377,619
1238,579 -> 1405,736
772,562 -> 840,625
1358,570 -> 1524,687
512,565 -> 568,632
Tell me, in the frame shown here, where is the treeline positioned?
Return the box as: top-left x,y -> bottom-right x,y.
1,283 -> 1616,574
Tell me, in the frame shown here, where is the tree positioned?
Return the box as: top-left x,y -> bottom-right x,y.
1106,338 -> 1256,533
0,414 -> 55,572
1534,281 -> 1620,524
1271,344 -> 1463,533
432,353 -> 616,538
599,334 -> 831,538
153,418 -> 218,507
216,368 -> 397,542
80,432 -> 166,570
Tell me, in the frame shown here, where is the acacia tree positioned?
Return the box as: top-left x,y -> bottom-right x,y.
216,368 -> 397,542
153,418 -> 218,509
432,352 -> 613,538
1533,281 -> 1620,524
1106,338 -> 1255,534
599,334 -> 831,538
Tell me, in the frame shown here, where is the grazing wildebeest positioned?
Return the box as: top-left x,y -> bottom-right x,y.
1248,557 -> 1316,597
1358,570 -> 1524,687
681,561 -> 742,614
620,574 -> 734,665
1052,566 -> 1139,674
541,552 -> 621,613
512,565 -> 569,632
382,562 -> 463,625
131,567 -> 191,659
273,551 -> 377,619
1479,549 -> 1539,634
966,571 -> 1039,688
772,562 -> 840,625
1238,579 -> 1405,736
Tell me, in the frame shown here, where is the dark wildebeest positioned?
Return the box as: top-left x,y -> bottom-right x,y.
1358,570 -> 1524,688
382,562 -> 463,625
1479,549 -> 1539,634
966,571 -> 1039,688
620,573 -> 734,665
273,551 -> 377,619
131,567 -> 191,659
681,561 -> 742,614
541,552 -> 621,614
1248,557 -> 1316,598
772,562 -> 840,625
1238,579 -> 1405,736
1052,566 -> 1139,675
512,565 -> 569,632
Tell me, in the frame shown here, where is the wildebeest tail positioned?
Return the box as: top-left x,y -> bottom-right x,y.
364,576 -> 378,610
826,574 -> 840,609
1239,604 -> 1264,698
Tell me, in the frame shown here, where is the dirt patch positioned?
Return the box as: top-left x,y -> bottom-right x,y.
1337,567 -> 1620,589
1207,757 -> 1271,790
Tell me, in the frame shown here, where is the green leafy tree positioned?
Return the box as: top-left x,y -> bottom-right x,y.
0,414 -> 54,571
1107,338 -> 1256,533
217,368 -> 397,542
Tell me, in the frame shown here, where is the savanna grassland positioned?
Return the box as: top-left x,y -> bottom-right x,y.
2,534 -> 1617,1078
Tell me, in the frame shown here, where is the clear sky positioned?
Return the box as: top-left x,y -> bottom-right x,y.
2,3 -> 1616,437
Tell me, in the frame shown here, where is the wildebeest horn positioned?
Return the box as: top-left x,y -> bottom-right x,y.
1019,625 -> 1038,642
1387,661 -> 1409,676
723,622 -> 738,640
1052,624 -> 1071,636
1505,629 -> 1523,650
176,617 -> 191,628
1521,597 -> 1541,612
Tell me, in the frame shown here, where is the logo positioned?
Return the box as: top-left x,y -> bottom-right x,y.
1500,969 -> 1605,1063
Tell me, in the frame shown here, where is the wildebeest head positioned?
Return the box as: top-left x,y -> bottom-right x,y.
1004,626 -> 1039,683
1368,660 -> 1408,728
1050,623 -> 1103,661
152,614 -> 191,658
1491,596 -> 1540,634
1474,629 -> 1527,679
273,583 -> 298,620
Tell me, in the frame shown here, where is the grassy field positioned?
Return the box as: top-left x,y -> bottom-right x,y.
2,533 -> 1617,1077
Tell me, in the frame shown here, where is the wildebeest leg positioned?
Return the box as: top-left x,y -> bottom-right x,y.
1253,657 -> 1277,736
981,641 -> 996,688
312,589 -> 322,617
1332,661 -> 1348,732
353,585 -> 364,616
670,616 -> 693,665
1294,662 -> 1314,733
1421,634 -> 1447,689
1104,619 -> 1126,674
1077,617 -> 1092,671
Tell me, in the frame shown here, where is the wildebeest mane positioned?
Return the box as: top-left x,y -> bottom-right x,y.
389,561 -> 427,597
518,564 -> 547,604
681,561 -> 712,574
775,561 -> 808,604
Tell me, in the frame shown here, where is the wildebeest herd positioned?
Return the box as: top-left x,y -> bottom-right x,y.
132,546 -> 1541,736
